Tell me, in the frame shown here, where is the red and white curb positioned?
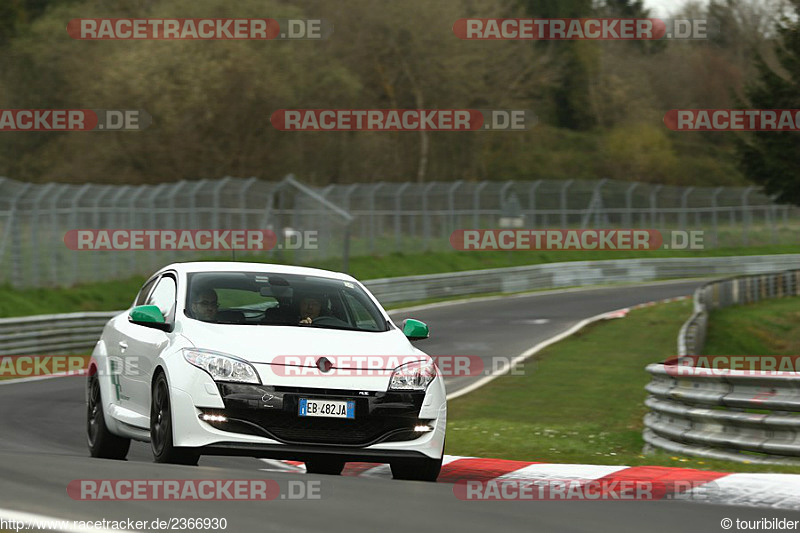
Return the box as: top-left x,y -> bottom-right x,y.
261,455 -> 800,510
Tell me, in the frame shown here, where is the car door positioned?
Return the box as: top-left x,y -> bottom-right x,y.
103,275 -> 158,414
116,272 -> 177,421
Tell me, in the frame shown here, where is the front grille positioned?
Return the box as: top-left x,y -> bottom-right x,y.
206,383 -> 427,446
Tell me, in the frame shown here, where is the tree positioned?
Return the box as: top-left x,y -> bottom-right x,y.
736,1 -> 800,204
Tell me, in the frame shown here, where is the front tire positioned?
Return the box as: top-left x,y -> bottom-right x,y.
390,456 -> 442,482
87,374 -> 131,460
151,372 -> 200,466
304,458 -> 345,475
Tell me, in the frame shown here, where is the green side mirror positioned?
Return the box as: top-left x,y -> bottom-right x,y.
402,319 -> 429,341
129,305 -> 170,331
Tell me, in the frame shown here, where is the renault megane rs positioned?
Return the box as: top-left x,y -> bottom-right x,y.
86,262 -> 446,481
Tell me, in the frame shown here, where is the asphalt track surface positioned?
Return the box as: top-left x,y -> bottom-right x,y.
2,279 -> 799,532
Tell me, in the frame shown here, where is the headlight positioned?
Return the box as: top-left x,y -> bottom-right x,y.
389,359 -> 437,391
183,348 -> 261,384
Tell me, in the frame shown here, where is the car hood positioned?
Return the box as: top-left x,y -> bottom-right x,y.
179,322 -> 429,391
179,321 -> 425,365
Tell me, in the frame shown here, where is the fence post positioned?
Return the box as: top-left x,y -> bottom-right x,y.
581,178 -> 606,229
741,186 -> 754,246
447,180 -> 463,236
212,177 -> 232,231
146,184 -> 169,272
768,194 -> 779,245
239,177 -> 258,230
649,185 -> 662,228
680,186 -> 694,232
624,182 -> 637,227
528,180 -> 542,227
91,185 -> 117,281
108,185 -> 131,279
395,182 -> 411,252
472,181 -> 489,229
368,182 -> 384,254
30,183 -> 55,286
560,180 -> 573,227
422,181 -> 436,251
70,184 -> 92,286
47,184 -> 71,284
711,187 -> 722,248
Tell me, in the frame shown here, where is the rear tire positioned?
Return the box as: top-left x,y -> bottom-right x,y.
151,372 -> 200,466
87,374 -> 131,460
390,456 -> 442,482
304,459 -> 345,475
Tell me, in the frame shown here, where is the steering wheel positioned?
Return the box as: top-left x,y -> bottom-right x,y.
310,315 -> 349,327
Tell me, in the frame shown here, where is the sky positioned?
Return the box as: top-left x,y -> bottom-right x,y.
644,0 -> 709,18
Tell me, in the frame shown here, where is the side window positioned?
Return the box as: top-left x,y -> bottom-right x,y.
134,277 -> 158,307
146,275 -> 177,319
343,292 -> 380,331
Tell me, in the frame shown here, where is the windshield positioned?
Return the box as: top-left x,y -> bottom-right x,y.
185,271 -> 389,332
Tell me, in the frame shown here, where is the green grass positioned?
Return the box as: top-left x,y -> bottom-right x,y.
446,297 -> 800,474
704,297 -> 800,356
2,244 -> 799,318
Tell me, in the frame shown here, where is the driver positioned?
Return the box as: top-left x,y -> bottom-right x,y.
191,288 -> 219,322
298,295 -> 323,325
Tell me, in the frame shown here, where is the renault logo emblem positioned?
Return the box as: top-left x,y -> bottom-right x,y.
317,357 -> 333,373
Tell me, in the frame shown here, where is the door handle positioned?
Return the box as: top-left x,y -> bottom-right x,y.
118,341 -> 128,351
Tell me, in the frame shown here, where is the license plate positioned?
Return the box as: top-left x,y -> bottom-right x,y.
298,398 -> 355,419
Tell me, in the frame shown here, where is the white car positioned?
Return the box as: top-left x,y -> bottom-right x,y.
86,262 -> 446,481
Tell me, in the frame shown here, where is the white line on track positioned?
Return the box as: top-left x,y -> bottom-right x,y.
446,295 -> 689,400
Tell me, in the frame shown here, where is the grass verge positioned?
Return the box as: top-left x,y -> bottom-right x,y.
704,297 -> 800,356
446,297 -> 800,474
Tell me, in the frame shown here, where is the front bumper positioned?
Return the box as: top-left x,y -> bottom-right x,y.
166,359 -> 447,460
203,383 -> 433,447
197,442 -> 433,462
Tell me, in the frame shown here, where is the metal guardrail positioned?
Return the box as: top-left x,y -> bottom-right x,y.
2,254 -> 800,358
644,269 -> 800,464
0,312 -> 117,357
364,254 -> 800,304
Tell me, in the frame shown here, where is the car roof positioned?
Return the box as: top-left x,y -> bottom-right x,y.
155,261 -> 356,282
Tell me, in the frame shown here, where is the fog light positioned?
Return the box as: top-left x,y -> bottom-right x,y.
414,425 -> 433,432
201,413 -> 227,423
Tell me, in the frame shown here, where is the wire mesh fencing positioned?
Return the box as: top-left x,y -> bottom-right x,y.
0,175 -> 797,288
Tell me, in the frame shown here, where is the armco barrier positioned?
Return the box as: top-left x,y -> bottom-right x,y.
644,268 -> 800,464
1,254 -> 799,357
